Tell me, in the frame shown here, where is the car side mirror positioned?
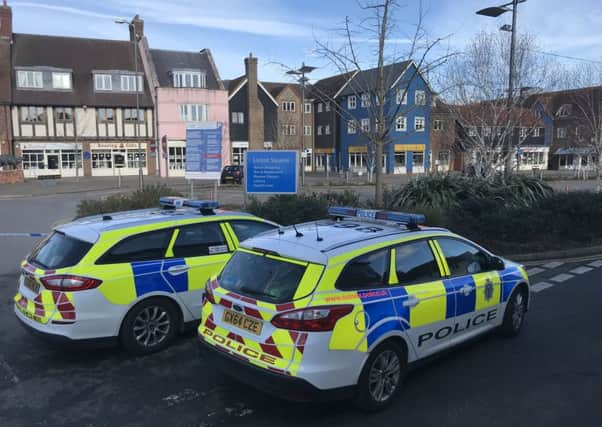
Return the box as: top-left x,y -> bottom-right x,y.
489,256 -> 505,271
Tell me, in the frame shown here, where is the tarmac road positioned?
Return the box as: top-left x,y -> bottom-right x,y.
0,193 -> 601,426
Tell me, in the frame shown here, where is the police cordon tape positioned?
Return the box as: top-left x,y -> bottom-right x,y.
0,232 -> 47,237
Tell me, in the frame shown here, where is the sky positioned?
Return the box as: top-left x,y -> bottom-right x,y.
8,0 -> 602,86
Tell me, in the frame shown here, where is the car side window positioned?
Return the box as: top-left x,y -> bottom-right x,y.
172,222 -> 227,258
437,237 -> 490,277
229,220 -> 277,242
394,240 -> 441,285
336,248 -> 390,291
98,229 -> 173,264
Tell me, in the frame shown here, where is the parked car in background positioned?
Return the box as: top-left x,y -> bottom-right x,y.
220,165 -> 243,184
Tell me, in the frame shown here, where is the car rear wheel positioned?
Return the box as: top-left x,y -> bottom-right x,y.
354,341 -> 406,411
500,287 -> 527,337
120,298 -> 180,355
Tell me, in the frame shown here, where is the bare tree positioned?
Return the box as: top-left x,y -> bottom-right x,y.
441,31 -> 557,176
315,0 -> 450,206
558,63 -> 602,179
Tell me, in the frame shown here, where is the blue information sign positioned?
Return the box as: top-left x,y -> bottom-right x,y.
245,150 -> 298,194
185,123 -> 222,180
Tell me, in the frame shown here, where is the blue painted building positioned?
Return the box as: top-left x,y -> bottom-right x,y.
333,61 -> 432,174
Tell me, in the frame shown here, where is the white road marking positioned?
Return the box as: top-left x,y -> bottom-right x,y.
530,282 -> 554,293
587,260 -> 602,268
526,267 -> 546,276
570,266 -> 594,275
550,273 -> 574,283
0,355 -> 19,385
543,261 -> 564,269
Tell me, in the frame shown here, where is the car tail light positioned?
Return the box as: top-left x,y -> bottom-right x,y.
235,170 -> 241,176
204,279 -> 217,304
40,275 -> 102,292
271,305 -> 353,332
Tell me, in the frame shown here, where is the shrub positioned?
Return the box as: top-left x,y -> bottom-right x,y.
389,174 -> 553,209
76,184 -> 182,218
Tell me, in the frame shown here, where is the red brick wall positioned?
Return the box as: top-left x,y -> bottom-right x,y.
0,169 -> 24,184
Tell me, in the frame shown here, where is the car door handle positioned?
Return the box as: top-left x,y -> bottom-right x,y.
461,284 -> 474,296
167,265 -> 189,275
402,295 -> 420,308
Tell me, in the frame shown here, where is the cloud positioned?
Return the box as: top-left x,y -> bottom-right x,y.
12,1 -> 116,20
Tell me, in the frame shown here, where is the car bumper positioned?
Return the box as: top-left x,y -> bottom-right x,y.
14,305 -> 117,348
197,337 -> 354,402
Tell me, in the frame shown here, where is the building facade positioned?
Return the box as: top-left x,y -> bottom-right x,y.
1,8 -> 155,178
335,61 -> 432,174
146,48 -> 229,177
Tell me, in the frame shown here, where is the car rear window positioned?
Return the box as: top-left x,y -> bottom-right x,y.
28,232 -> 93,269
218,251 -> 306,304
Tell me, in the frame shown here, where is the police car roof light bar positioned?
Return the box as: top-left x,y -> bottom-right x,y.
327,206 -> 425,229
159,197 -> 186,209
183,200 -> 220,215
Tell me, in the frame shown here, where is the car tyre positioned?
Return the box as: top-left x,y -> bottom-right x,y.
120,298 -> 180,355
354,341 -> 406,412
500,287 -> 527,337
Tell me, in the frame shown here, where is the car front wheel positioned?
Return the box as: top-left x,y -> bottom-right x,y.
500,287 -> 527,337
120,298 -> 180,355
354,341 -> 406,411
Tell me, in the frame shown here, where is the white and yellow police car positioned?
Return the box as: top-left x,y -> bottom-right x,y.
198,207 -> 530,410
14,198 -> 278,354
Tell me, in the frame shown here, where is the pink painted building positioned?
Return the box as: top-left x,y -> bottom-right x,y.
145,48 -> 230,177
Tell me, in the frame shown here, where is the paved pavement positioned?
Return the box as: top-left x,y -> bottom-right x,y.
1,194 -> 602,426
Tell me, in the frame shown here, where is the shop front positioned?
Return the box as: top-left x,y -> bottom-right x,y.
314,148 -> 335,172
90,142 -> 147,177
393,144 -> 426,174
19,142 -> 83,178
231,141 -> 248,166
517,146 -> 549,171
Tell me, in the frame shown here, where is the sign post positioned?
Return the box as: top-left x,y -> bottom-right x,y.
245,150 -> 298,195
185,122 -> 223,199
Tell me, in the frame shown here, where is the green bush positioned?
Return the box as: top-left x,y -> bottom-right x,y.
389,175 -> 553,209
76,184 -> 182,218
447,191 -> 602,253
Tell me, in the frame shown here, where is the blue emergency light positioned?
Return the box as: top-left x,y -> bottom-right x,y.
183,200 -> 220,210
159,197 -> 186,209
328,206 -> 425,227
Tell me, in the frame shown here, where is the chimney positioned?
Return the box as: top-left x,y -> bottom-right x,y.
245,53 -> 264,150
129,14 -> 144,41
0,1 -> 12,40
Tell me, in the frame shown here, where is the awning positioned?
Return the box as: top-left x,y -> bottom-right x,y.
554,147 -> 594,156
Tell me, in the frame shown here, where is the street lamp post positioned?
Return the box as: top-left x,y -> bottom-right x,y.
116,18 -> 144,188
477,0 -> 525,175
287,63 -> 316,186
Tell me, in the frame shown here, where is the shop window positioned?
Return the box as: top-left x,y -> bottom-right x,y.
127,150 -> 146,168
21,150 -> 45,169
169,146 -> 186,170
394,151 -> 407,168
413,151 -> 424,167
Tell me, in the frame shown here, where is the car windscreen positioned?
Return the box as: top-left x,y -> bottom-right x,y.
218,250 -> 306,304
28,231 -> 93,270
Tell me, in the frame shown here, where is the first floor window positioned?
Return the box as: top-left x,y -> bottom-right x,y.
232,147 -> 247,165
394,151 -> 407,168
438,150 -> 450,165
413,151 -> 424,166
557,127 -> 567,138
98,108 -> 115,123
124,108 -> 144,122
20,106 -> 45,124
325,102 -> 331,112
281,124 -> 296,136
396,116 -> 407,132
325,124 -> 331,135
361,93 -> 370,107
179,104 -> 208,122
169,146 -> 186,170
347,120 -> 357,134
127,150 -> 146,168
317,125 -> 323,135
304,102 -> 312,113
433,119 -> 443,131
55,107 -> 73,123
304,125 -> 312,136
347,95 -> 357,110
21,150 -> 44,169
415,117 -> 425,132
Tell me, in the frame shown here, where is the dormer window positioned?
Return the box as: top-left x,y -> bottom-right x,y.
173,70 -> 206,88
17,70 -> 43,89
556,104 -> 572,117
